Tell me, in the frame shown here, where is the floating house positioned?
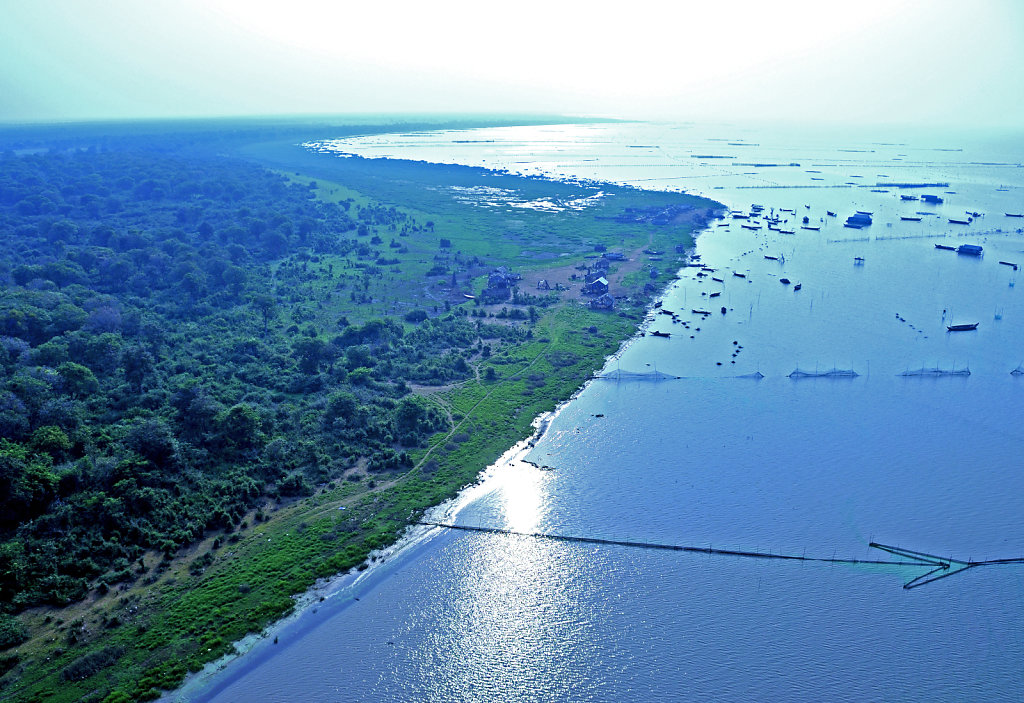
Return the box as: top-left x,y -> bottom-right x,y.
845,212 -> 873,227
921,194 -> 944,204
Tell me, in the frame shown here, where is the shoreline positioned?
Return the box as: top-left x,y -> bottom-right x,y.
3,119 -> 721,702
163,402 -> 575,702
164,226 -> 709,702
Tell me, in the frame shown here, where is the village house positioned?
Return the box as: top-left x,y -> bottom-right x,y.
584,276 -> 609,295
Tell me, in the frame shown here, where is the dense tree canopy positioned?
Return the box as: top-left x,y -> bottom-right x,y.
0,146 -> 521,610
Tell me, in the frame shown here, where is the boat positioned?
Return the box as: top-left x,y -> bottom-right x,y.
854,257 -> 865,264
650,330 -> 671,338
901,216 -> 922,221
1007,213 -> 1024,218
720,307 -> 727,314
692,309 -> 712,315
999,261 -> 1019,270
826,211 -> 837,217
780,278 -> 791,285
900,195 -> 918,201
957,244 -> 983,256
779,229 -> 796,234
935,244 -> 955,251
949,217 -> 971,225
733,272 -> 746,278
764,255 -> 779,260
947,323 -> 979,331
793,283 -> 802,291
712,276 -> 724,282
801,226 -> 820,231
844,223 -> 863,229
741,223 -> 761,230
709,292 -> 721,297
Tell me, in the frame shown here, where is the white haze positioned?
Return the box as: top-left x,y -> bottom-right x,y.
1,0 -> 1022,127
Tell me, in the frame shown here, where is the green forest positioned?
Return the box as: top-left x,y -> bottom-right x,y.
0,119 -> 718,701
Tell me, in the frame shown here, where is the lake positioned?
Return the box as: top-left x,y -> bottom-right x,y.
173,121 -> 1024,702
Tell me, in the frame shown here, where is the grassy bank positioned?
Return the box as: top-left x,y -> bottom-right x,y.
1,127 -> 720,702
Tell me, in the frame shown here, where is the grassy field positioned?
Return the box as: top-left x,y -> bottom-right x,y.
3,137 -> 720,702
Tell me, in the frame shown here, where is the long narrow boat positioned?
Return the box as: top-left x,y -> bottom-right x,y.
947,323 -> 979,331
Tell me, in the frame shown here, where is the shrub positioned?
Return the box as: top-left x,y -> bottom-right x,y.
0,614 -> 28,650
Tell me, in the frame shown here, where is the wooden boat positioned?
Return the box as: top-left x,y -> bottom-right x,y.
692,309 -> 712,315
947,323 -> 979,332
764,255 -> 779,260
793,283 -> 802,291
712,276 -> 724,282
650,330 -> 671,338
709,292 -> 721,298
935,244 -> 955,251
826,211 -> 837,217
780,278 -> 791,285
949,218 -> 971,225
999,261 -> 1019,270
901,216 -> 922,221
732,272 -> 746,278
1006,213 -> 1024,218
801,226 -> 820,231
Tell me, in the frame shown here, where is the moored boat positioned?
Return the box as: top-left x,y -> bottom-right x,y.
947,322 -> 979,331
956,244 -> 983,256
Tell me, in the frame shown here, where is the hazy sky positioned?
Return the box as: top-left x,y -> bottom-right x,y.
2,0 -> 1022,127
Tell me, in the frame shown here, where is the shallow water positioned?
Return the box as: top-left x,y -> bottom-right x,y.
176,122 -> 1024,702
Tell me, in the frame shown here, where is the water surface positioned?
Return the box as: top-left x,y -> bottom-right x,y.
176,121 -> 1024,702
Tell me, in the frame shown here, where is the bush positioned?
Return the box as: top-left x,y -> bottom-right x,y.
61,646 -> 125,681
0,614 -> 28,650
